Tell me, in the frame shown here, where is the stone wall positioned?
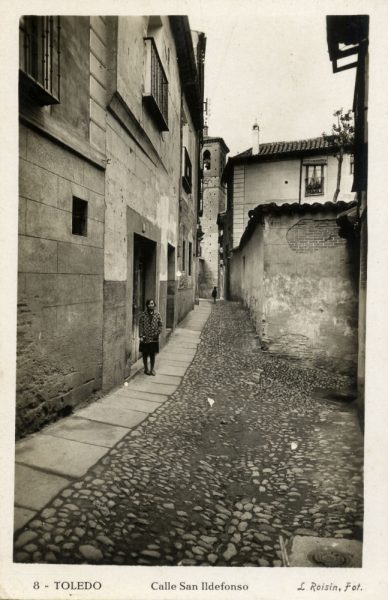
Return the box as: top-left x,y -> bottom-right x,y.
230,207 -> 359,376
17,127 -> 105,437
17,17 -> 108,437
103,17 -> 197,385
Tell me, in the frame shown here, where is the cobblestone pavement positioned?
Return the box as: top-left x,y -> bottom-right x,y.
14,301 -> 363,566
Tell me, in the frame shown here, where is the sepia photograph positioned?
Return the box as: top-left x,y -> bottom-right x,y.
1,1 -> 388,599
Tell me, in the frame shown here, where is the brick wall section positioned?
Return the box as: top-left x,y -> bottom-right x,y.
287,219 -> 347,253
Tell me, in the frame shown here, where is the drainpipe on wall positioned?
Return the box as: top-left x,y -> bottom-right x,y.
298,158 -> 303,203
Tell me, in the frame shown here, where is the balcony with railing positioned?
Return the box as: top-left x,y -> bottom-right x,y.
143,37 -> 169,131
182,147 -> 192,193
305,177 -> 324,196
19,16 -> 61,105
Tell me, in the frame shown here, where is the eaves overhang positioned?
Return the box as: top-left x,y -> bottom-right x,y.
326,15 -> 369,73
169,16 -> 204,131
238,200 -> 357,251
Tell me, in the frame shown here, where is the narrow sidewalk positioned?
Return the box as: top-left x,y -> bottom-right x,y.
14,301 -> 212,533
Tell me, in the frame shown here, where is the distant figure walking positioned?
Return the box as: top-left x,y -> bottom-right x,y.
139,299 -> 163,375
211,286 -> 218,304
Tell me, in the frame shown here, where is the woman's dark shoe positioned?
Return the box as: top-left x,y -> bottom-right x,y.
144,369 -> 150,375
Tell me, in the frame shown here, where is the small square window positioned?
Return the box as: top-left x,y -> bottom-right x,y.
72,197 -> 88,236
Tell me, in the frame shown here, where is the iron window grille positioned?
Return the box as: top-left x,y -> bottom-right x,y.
143,37 -> 168,131
182,147 -> 192,193
19,16 -> 61,105
305,165 -> 324,196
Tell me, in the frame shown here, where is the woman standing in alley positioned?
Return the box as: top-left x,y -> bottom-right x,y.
211,286 -> 218,303
139,299 -> 163,375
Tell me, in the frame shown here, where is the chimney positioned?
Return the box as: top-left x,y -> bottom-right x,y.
252,121 -> 260,155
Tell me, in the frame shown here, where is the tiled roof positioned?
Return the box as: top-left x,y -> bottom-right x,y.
234,136 -> 335,159
238,200 -> 357,250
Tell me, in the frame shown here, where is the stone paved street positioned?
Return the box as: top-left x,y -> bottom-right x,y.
14,301 -> 363,566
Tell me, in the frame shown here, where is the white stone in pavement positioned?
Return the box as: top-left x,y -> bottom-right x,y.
77,404 -> 148,429
16,435 -> 110,478
41,416 -> 129,448
14,464 -> 70,512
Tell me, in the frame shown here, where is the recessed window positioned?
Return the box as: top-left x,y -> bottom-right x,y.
182,240 -> 186,271
305,164 -> 324,196
350,155 -> 354,174
72,197 -> 88,236
188,242 -> 193,275
203,150 -> 211,171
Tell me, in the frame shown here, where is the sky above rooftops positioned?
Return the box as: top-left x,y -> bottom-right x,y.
189,8 -> 356,157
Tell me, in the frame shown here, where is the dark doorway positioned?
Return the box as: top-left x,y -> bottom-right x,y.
132,234 -> 156,362
166,244 -> 176,329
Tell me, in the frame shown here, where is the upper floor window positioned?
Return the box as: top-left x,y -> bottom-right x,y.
350,154 -> 354,174
182,147 -> 192,193
203,150 -> 211,171
305,164 -> 324,196
19,16 -> 61,105
143,37 -> 169,131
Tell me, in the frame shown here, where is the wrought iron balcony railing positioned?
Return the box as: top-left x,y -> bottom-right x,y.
143,37 -> 169,131
305,177 -> 324,196
182,147 -> 192,193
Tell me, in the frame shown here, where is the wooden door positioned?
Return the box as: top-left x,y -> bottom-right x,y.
132,238 -> 146,361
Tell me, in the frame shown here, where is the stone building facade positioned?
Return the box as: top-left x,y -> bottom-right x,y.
17,15 -> 205,437
18,16 -> 106,438
198,133 -> 229,298
219,134 -> 356,303
221,134 -> 355,250
229,201 -> 359,376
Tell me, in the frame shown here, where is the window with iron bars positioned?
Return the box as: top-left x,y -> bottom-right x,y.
143,37 -> 168,131
19,16 -> 61,105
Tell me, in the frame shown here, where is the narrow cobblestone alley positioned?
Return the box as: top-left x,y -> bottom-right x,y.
14,301 -> 363,567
